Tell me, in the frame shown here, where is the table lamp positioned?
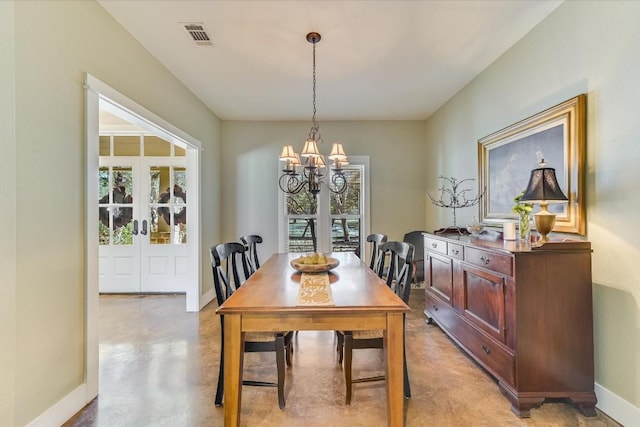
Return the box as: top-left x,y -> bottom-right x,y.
519,161 -> 568,245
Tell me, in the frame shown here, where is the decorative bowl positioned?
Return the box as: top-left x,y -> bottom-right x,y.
466,222 -> 484,236
290,256 -> 340,273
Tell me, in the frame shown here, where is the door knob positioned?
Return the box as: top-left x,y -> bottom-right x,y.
141,219 -> 148,235
132,220 -> 139,235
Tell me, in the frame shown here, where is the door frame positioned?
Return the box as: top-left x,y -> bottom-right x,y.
84,73 -> 202,399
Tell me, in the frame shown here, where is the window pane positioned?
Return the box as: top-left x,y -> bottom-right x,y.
331,218 -> 361,253
174,206 -> 187,244
175,145 -> 186,157
173,168 -> 187,206
149,166 -> 171,204
144,135 -> 171,156
98,218 -> 109,245
111,168 -> 133,203
99,136 -> 110,156
157,203 -> 171,227
287,189 -> 317,215
288,218 -> 317,253
99,167 -> 110,200
112,208 -> 133,245
330,169 -> 361,215
113,135 -> 140,156
149,207 -> 169,245
149,168 -> 161,204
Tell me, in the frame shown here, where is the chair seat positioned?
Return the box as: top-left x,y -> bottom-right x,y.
340,330 -> 383,340
246,331 -> 290,342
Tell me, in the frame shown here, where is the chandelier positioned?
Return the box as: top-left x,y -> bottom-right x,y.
278,32 -> 348,197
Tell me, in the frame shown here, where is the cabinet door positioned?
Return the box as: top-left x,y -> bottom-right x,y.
459,263 -> 507,344
426,252 -> 454,304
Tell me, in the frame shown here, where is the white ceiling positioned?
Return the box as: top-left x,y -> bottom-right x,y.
97,0 -> 562,122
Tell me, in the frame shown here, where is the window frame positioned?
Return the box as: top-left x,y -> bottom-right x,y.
278,155 -> 370,255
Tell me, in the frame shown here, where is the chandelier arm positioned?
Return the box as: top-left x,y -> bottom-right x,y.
279,173 -> 306,195
325,172 -> 348,194
302,166 -> 313,180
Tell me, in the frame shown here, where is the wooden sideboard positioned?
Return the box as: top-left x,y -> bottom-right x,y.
423,232 -> 596,417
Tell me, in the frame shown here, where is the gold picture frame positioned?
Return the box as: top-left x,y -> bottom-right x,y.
478,94 -> 586,235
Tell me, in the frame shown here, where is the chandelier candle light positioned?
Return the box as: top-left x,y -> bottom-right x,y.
278,32 -> 348,198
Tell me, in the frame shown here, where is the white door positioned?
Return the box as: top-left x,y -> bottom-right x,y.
99,137 -> 189,293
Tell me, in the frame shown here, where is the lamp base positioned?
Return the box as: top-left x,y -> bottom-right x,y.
533,212 -> 557,246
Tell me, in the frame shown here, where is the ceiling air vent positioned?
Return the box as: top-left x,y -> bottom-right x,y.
181,22 -> 213,46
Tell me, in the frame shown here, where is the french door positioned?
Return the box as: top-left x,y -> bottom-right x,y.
99,153 -> 189,293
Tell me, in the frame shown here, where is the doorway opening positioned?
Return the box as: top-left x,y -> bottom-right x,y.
84,73 -> 202,400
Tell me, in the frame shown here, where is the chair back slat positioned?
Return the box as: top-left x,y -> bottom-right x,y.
240,234 -> 263,276
366,233 -> 387,272
210,242 -> 250,304
378,241 -> 414,303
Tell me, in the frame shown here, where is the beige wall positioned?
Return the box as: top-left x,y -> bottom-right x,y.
0,2 -> 17,426
7,0 -> 639,424
424,0 -> 640,412
8,1 -> 221,425
221,120 -> 427,256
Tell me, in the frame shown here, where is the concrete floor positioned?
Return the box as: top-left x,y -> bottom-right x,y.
64,291 -> 620,426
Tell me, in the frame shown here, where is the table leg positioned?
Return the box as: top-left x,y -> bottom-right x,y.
384,312 -> 404,427
223,314 -> 244,427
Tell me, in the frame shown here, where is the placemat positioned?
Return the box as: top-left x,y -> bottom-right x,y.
296,272 -> 334,306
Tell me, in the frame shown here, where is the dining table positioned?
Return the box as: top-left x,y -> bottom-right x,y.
216,251 -> 410,426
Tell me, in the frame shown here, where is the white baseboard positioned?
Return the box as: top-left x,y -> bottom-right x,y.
596,382 -> 640,427
26,384 -> 92,427
199,287 -> 215,310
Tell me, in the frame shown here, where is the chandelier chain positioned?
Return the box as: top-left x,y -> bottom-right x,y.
309,37 -> 321,142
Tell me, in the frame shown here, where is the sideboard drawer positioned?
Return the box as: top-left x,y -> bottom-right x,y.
425,237 -> 447,255
449,318 -> 515,387
425,292 -> 457,331
465,247 -> 512,276
447,243 -> 464,260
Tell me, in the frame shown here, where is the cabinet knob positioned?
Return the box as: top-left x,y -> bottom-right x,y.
481,344 -> 491,354
452,249 -> 459,255
432,243 -> 438,248
433,305 -> 438,311
480,256 -> 490,265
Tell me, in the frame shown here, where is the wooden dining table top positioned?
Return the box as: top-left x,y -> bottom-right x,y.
216,252 -> 410,316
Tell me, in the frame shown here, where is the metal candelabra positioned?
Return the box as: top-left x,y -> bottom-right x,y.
428,176 -> 484,231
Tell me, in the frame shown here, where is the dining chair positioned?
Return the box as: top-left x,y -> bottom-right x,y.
337,240 -> 414,404
211,242 -> 293,409
366,233 -> 387,271
240,234 -> 263,276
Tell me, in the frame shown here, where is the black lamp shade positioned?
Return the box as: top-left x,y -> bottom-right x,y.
520,167 -> 568,203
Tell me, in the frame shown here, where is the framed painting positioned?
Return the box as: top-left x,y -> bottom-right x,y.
478,94 -> 586,235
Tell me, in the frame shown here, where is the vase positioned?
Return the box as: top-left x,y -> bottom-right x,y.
518,212 -> 531,243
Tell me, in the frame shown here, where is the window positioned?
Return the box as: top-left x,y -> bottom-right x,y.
279,156 -> 369,256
